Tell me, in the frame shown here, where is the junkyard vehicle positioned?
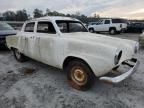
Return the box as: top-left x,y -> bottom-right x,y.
6,17 -> 139,91
126,22 -> 144,33
0,22 -> 17,47
88,18 -> 127,35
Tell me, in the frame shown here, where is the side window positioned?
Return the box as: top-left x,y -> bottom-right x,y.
112,19 -> 124,23
105,20 -> 110,24
25,22 -> 35,32
97,20 -> 103,25
37,22 -> 56,34
57,22 -> 68,33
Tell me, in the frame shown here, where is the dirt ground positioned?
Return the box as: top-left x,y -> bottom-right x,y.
0,33 -> 144,108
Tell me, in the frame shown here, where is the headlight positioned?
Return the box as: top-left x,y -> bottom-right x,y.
134,42 -> 139,53
114,50 -> 122,65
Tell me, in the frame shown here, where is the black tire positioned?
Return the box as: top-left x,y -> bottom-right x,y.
109,28 -> 116,35
65,60 -> 95,91
89,28 -> 94,33
13,48 -> 27,62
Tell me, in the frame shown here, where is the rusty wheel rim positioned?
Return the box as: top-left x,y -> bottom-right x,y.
71,66 -> 87,86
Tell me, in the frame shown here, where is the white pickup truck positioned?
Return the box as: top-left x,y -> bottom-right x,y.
88,18 -> 127,35
6,16 -> 139,91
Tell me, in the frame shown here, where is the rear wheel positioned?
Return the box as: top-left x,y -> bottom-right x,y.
89,28 -> 94,33
109,28 -> 116,35
13,48 -> 27,62
65,60 -> 95,91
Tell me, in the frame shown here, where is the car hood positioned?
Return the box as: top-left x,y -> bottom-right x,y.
62,32 -> 137,61
0,30 -> 17,38
63,32 -> 136,47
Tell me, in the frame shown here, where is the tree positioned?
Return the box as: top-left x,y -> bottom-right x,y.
33,8 -> 43,18
44,8 -> 51,16
3,11 -> 16,21
66,14 -> 71,17
94,13 -> 100,18
16,9 -> 28,21
44,9 -> 65,16
75,11 -> 81,16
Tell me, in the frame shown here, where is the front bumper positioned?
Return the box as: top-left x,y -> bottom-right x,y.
99,58 -> 139,84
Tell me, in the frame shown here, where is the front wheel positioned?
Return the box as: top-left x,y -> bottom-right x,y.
13,48 -> 27,62
65,60 -> 95,91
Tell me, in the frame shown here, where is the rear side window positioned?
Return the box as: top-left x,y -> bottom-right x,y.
105,20 -> 110,24
112,19 -> 127,23
25,22 -> 35,32
37,22 -> 56,34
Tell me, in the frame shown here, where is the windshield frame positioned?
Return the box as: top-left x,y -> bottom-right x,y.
56,20 -> 88,33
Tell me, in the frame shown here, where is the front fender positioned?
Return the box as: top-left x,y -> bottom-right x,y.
61,40 -> 118,77
63,53 -> 115,77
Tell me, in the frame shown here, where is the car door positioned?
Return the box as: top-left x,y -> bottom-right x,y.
103,19 -> 111,31
23,22 -> 40,59
94,20 -> 104,31
36,21 -> 58,67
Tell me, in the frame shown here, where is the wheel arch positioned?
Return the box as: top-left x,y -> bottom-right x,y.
10,47 -> 16,51
89,27 -> 94,30
109,27 -> 116,31
63,56 -> 95,76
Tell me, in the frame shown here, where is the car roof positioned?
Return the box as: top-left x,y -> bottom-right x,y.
29,16 -> 79,22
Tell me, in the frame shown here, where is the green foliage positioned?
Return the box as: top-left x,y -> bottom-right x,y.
2,9 -> 29,21
16,9 -> 29,21
33,8 -> 43,18
3,11 -> 16,21
44,8 -> 65,16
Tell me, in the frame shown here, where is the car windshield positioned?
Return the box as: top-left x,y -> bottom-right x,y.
0,22 -> 14,30
56,20 -> 88,33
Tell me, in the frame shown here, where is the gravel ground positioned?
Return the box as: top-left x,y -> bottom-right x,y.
0,33 -> 144,108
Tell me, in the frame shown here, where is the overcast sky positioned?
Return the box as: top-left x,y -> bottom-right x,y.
0,0 -> 144,19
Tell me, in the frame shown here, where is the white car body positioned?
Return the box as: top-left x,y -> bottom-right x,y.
6,16 -> 139,83
88,18 -> 127,34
